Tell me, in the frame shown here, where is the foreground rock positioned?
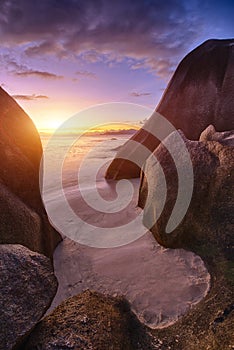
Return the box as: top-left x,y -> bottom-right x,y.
0,183 -> 43,254
0,244 -> 57,350
106,39 -> 234,179
24,290 -> 152,350
139,126 -> 234,349
0,87 -> 61,257
139,125 -> 234,250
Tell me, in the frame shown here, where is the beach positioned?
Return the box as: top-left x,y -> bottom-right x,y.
41,133 -> 210,328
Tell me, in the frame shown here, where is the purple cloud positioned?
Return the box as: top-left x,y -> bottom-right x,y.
12,94 -> 49,101
0,0 -> 233,79
0,54 -> 63,80
15,70 -> 63,79
130,91 -> 151,97
0,0 -> 202,78
75,71 -> 97,79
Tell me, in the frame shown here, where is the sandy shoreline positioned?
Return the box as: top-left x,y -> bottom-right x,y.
47,183 -> 210,329
42,135 -> 210,328
49,233 -> 210,329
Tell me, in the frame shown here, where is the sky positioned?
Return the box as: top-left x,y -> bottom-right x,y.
0,0 -> 233,131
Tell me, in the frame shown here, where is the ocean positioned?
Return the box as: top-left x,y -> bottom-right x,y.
40,133 -> 129,196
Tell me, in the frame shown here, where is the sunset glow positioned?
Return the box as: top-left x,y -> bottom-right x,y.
1,1 -> 233,131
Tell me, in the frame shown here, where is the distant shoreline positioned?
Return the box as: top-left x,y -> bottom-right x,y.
39,128 -> 138,137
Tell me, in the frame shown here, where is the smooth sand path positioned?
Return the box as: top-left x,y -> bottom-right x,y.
49,225 -> 210,328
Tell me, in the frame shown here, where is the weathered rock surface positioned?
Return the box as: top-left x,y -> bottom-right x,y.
138,125 -> 234,349
106,39 -> 234,179
0,244 -> 58,350
0,183 -> 43,254
24,290 -> 152,350
139,125 -> 234,250
0,87 -> 61,257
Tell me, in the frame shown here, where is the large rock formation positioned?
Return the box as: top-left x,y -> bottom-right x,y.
24,290 -> 152,350
0,87 -> 61,258
0,244 -> 58,350
139,125 -> 234,249
106,39 -> 234,179
138,126 -> 234,349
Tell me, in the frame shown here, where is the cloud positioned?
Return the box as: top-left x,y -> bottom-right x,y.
130,58 -> 174,78
14,70 -> 63,79
12,94 -> 49,101
25,41 -> 66,58
76,70 -> 97,79
99,128 -> 138,136
0,53 -> 63,79
0,0 -> 233,79
80,51 -> 103,64
0,54 -> 28,72
0,0 -> 203,78
130,91 -> 151,97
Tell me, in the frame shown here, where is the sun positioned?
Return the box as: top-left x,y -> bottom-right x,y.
44,119 -> 64,131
